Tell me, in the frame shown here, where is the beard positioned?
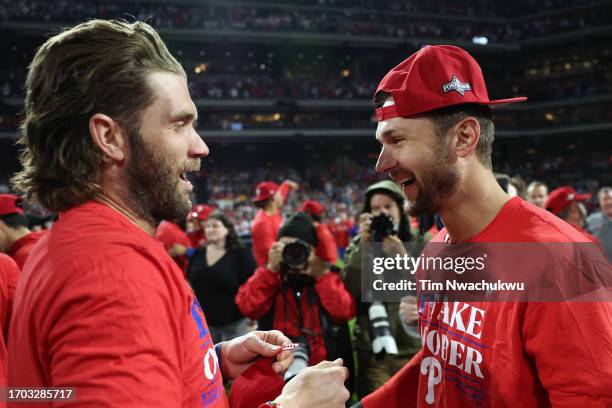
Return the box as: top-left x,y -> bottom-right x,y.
404,143 -> 459,217
126,130 -> 194,225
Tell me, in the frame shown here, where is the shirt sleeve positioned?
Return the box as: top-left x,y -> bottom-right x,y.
1,254 -> 19,339
314,273 -> 356,323
235,267 -> 280,320
252,221 -> 276,267
236,247 -> 258,284
315,224 -> 338,264
522,301 -> 612,407
277,181 -> 292,206
43,257 -> 185,407
361,350 -> 422,408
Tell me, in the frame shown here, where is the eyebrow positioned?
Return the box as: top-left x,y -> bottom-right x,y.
169,111 -> 198,124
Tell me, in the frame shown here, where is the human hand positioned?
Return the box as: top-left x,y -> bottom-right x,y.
168,243 -> 187,257
359,213 -> 373,243
267,242 -> 284,273
399,295 -> 419,326
302,254 -> 328,280
220,330 -> 294,380
274,359 -> 350,408
285,180 -> 300,190
382,234 -> 406,256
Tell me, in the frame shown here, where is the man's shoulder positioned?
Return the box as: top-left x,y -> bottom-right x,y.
510,200 -> 588,243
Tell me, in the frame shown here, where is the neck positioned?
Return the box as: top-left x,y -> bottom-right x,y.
95,192 -> 156,236
264,202 -> 277,216
437,166 -> 510,242
208,239 -> 226,251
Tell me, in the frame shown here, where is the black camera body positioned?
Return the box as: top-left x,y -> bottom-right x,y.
370,213 -> 397,242
281,240 -> 311,271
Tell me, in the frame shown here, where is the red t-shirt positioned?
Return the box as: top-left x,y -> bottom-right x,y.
0,253 -> 16,393
363,197 -> 612,407
329,220 -> 352,249
8,230 -> 46,269
156,220 -> 192,273
251,211 -> 283,267
188,229 -> 205,249
315,223 -> 338,264
8,201 -> 227,407
251,182 -> 292,267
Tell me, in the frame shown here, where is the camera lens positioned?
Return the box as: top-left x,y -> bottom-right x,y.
282,240 -> 310,268
370,213 -> 397,242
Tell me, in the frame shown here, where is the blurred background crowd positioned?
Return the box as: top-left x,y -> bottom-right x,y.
0,0 -> 610,403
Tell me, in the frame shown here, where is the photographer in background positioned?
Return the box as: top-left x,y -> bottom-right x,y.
342,180 -> 427,399
235,212 -> 356,404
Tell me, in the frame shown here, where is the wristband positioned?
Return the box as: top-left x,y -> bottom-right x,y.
186,247 -> 197,258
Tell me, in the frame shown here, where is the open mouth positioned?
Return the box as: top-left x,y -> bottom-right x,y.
180,173 -> 188,181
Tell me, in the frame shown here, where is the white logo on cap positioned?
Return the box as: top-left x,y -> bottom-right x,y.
442,75 -> 472,96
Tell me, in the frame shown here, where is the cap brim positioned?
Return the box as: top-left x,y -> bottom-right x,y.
487,96 -> 528,106
575,193 -> 592,201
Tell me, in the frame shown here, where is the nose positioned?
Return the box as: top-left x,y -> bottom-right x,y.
189,129 -> 209,159
375,145 -> 396,174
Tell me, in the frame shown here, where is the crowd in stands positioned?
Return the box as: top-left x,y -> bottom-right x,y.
1,0 -> 608,42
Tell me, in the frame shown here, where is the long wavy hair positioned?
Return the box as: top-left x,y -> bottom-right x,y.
11,20 -> 185,211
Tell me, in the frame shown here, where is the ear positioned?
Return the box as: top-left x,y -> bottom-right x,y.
454,117 -> 480,159
89,113 -> 128,162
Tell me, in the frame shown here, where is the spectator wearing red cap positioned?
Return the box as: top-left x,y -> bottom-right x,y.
8,20 -> 349,408
251,179 -> 298,267
0,194 -> 46,269
587,187 -> 612,261
187,203 -> 215,248
299,200 -> 338,264
236,213 -> 356,407
361,45 -> 612,408
545,186 -> 598,243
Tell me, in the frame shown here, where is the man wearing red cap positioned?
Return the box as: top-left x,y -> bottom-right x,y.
187,203 -> 215,247
361,45 -> 612,407
8,20 -> 348,408
299,199 -> 338,264
545,186 -> 598,243
251,180 -> 298,266
0,253 -> 17,392
0,194 -> 46,269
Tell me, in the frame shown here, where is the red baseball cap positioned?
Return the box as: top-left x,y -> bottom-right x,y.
253,181 -> 279,202
299,200 -> 324,218
189,204 -> 214,221
546,186 -> 592,215
0,194 -> 24,217
375,45 -> 527,121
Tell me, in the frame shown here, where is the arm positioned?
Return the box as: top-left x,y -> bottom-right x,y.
43,260 -> 186,406
235,266 -> 281,320
236,247 -> 258,284
252,221 -> 276,267
361,350 -> 423,408
315,273 -> 356,323
315,224 -> 338,264
276,180 -> 298,207
341,240 -> 363,300
523,301 -> 612,407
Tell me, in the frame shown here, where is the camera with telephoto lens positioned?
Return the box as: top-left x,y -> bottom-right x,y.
370,213 -> 397,242
283,337 -> 310,382
281,240 -> 311,271
369,301 -> 398,359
